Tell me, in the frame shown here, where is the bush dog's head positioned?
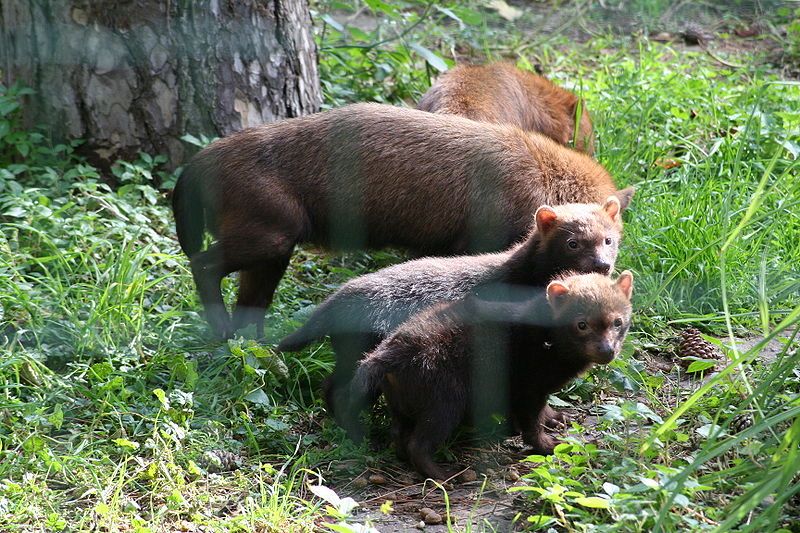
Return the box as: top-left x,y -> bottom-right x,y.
534,192 -> 633,276
546,271 -> 634,364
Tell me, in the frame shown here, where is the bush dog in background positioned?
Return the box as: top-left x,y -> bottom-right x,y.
277,199 -> 630,416
172,103 -> 633,338
417,62 -> 595,155
345,271 -> 634,480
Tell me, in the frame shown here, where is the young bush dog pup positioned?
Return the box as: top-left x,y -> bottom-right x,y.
417,62 -> 595,155
172,103 -> 633,338
344,271 -> 634,480
277,199 -> 630,419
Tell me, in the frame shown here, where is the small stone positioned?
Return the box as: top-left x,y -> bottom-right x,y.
651,32 -> 673,42
419,508 -> 443,525
459,469 -> 478,483
416,520 -> 426,529
368,473 -> 387,485
71,7 -> 89,26
352,476 -> 368,489
398,474 -> 415,486
505,468 -> 521,482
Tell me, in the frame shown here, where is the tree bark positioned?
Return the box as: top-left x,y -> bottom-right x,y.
0,0 -> 321,169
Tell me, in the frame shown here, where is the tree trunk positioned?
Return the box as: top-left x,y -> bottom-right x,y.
0,0 -> 321,169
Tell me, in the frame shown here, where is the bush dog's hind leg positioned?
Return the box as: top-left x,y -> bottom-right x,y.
512,392 -> 559,453
190,243 -> 236,339
518,403 -> 559,454
391,416 -> 414,462
232,268 -> 270,336
232,255 -> 293,337
541,405 -> 568,430
404,401 -> 464,480
406,426 -> 460,481
222,217 -> 299,338
326,333 -> 382,416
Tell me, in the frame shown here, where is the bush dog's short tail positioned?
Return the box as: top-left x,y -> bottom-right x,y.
172,160 -> 206,257
277,298 -> 366,352
276,304 -> 337,352
276,321 -> 324,352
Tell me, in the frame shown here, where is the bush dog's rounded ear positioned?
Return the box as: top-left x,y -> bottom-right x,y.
603,195 -> 621,221
546,280 -> 570,309
535,205 -> 558,235
615,187 -> 635,212
616,270 -> 634,300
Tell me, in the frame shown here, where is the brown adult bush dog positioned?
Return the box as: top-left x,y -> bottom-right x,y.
345,272 -> 634,480
417,63 -> 594,155
277,199 -> 628,418
172,103 -> 633,338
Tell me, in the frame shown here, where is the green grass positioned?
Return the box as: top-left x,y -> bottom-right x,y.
1,1 -> 799,531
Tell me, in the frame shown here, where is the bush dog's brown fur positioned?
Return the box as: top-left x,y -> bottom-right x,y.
344,272 -> 634,480
417,63 -> 595,155
172,103 -> 633,338
277,199 -> 628,418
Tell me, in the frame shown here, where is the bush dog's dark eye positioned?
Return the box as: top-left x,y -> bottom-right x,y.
605,237 -> 613,245
614,318 -> 623,327
577,321 -> 588,330
568,240 -> 578,249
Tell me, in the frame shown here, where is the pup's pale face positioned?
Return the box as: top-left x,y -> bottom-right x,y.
535,198 -> 624,276
546,271 -> 634,364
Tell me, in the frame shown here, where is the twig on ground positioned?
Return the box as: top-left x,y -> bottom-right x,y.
702,44 -> 746,69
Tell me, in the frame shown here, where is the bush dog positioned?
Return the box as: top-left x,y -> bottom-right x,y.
277,199 -> 629,416
345,271 -> 634,480
417,63 -> 595,155
172,103 -> 633,338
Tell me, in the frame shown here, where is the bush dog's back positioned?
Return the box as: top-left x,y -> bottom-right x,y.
173,103 -> 632,337
417,63 -> 595,155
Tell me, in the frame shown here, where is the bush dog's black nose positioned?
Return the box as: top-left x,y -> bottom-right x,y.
593,260 -> 612,274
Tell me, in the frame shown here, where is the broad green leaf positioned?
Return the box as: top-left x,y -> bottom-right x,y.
321,14 -> 345,33
602,482 -> 620,496
527,514 -> 556,530
245,388 -> 271,406
487,0 -> 522,20
153,388 -> 169,410
4,206 -> 26,218
450,6 -> 483,25
113,438 -> 140,451
574,496 -> 611,509
409,43 -> 448,72
686,359 -> 717,373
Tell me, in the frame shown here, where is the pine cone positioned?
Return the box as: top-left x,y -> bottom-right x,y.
201,450 -> 243,473
677,327 -> 721,372
731,413 -> 753,433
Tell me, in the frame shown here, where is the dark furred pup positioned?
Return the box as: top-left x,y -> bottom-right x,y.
417,62 -> 595,155
346,272 -> 634,480
172,103 -> 633,338
277,198 -> 629,416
